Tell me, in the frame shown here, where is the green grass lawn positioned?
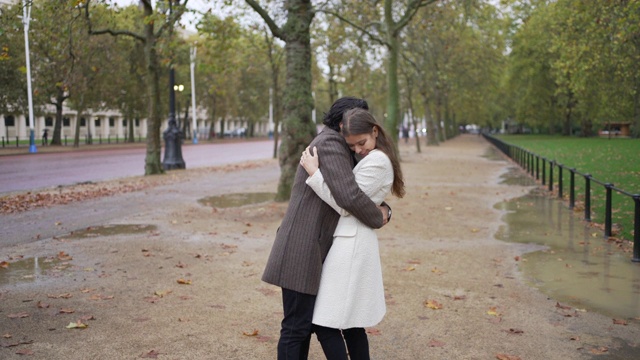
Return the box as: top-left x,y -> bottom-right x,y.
495,135 -> 640,241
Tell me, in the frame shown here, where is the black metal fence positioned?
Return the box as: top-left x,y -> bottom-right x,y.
483,133 -> 640,263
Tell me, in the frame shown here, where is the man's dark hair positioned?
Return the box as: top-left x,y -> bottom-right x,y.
322,96 -> 369,131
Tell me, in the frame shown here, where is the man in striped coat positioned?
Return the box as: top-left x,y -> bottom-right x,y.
262,97 -> 390,359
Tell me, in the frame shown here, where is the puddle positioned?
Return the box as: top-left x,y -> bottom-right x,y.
499,166 -> 537,186
495,188 -> 640,319
63,224 -> 157,239
198,192 -> 275,208
0,257 -> 65,285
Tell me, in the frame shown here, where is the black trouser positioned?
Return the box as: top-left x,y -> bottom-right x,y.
278,288 -> 316,360
313,325 -> 370,360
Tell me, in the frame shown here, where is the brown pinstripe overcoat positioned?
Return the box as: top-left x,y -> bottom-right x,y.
262,127 -> 384,295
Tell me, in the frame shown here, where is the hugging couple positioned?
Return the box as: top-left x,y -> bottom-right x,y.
262,97 -> 405,360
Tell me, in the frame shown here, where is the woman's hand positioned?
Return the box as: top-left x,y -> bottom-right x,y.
300,146 -> 319,176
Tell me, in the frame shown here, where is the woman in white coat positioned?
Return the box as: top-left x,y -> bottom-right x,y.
300,108 -> 405,360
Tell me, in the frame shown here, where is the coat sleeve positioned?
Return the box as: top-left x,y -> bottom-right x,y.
313,134 -> 384,229
305,153 -> 388,215
305,169 -> 350,216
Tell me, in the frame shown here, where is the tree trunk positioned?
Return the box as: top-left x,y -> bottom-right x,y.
128,113 -> 135,143
274,0 -> 315,201
50,93 -> 65,146
143,19 -> 163,175
385,33 -> 400,147
73,109 -> 83,147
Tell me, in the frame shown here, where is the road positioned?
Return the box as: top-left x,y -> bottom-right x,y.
0,140 -> 275,194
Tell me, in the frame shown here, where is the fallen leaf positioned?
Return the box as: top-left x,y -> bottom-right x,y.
487,307 -> 500,316
425,300 -> 443,310
428,339 -> 445,347
140,350 -> 161,358
47,293 -> 72,299
0,261 -> 9,268
366,328 -> 382,335
555,302 -> 571,310
612,319 -> 627,325
504,328 -> 523,335
7,312 -> 30,319
243,329 -> 259,336
589,346 -> 608,355
496,354 -> 521,360
59,309 -> 75,314
15,348 -> 34,355
36,301 -> 50,309
57,251 -> 72,261
453,295 -> 466,301
403,265 -> 416,271
2,333 -> 12,338
177,279 -> 192,285
66,321 -> 88,329
154,290 -> 172,298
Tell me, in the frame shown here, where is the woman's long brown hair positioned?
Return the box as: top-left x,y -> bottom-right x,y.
341,108 -> 405,198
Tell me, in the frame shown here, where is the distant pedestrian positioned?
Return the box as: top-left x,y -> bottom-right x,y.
42,129 -> 48,146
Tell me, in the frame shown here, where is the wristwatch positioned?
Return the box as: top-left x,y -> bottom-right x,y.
387,207 -> 392,222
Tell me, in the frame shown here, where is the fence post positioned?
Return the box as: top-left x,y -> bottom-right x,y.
548,160 -> 554,192
585,174 -> 592,222
536,156 -> 539,180
633,195 -> 640,263
558,165 -> 563,199
569,168 -> 576,209
604,183 -> 613,237
542,158 -> 546,186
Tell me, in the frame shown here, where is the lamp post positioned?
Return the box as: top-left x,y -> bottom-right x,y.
22,0 -> 36,153
162,0 -> 185,170
190,45 -> 198,144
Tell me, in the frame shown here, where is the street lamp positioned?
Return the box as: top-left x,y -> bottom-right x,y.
190,45 -> 198,144
22,0 -> 36,153
162,0 -> 185,170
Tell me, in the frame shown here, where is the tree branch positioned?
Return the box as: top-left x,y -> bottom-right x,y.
244,0 -> 285,41
316,9 -> 390,48
84,0 -> 146,42
393,0 -> 438,35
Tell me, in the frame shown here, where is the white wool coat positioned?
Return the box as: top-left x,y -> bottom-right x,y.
306,149 -> 393,329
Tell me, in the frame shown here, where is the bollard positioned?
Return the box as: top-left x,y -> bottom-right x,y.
16,136 -> 19,147
585,174 -> 592,222
633,195 -> 640,262
64,135 -> 67,146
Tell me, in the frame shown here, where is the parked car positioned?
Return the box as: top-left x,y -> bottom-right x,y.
223,127 -> 246,138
